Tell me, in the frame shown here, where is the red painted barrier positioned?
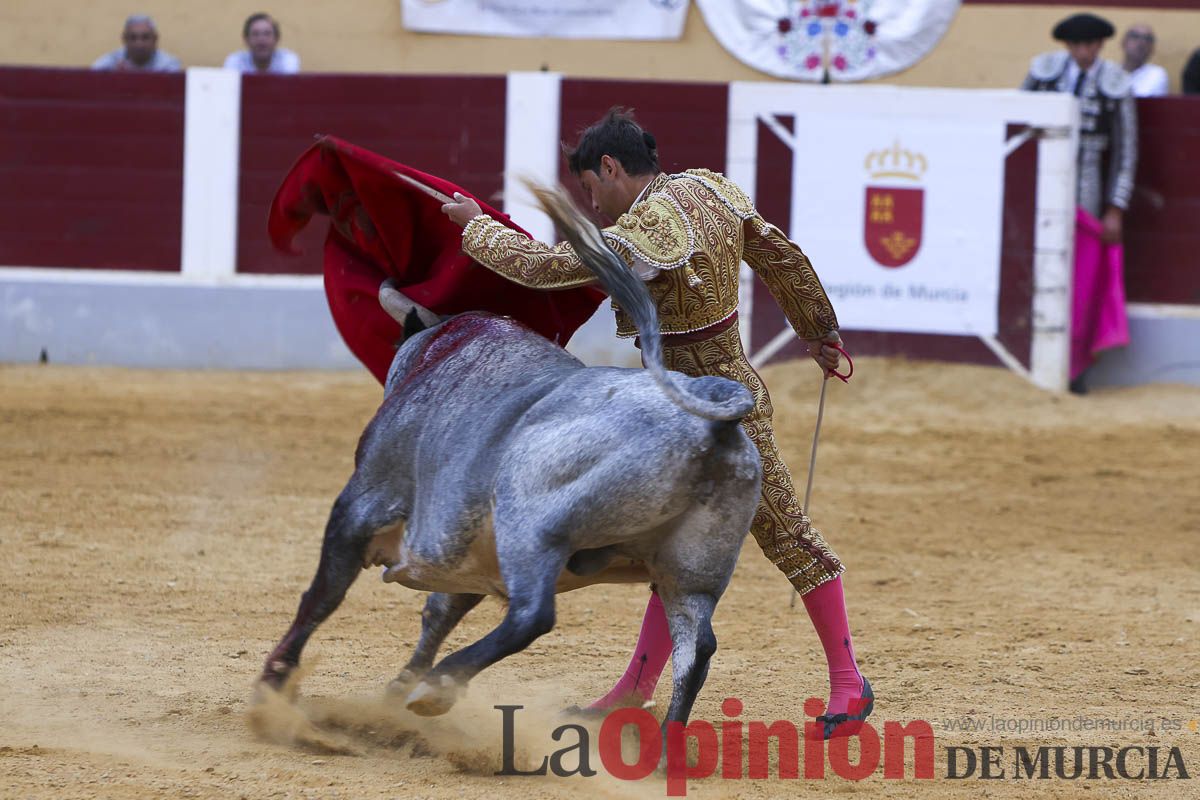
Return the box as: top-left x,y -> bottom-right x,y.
1,68 -> 1195,316
0,67 -> 184,271
1125,97 -> 1200,306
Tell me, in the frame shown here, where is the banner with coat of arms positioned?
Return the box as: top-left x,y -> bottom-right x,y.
863,144 -> 926,268
401,0 -> 690,40
695,0 -> 960,81
728,84 -> 1010,337
790,121 -> 1005,336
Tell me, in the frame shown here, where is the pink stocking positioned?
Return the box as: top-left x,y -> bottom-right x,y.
801,575 -> 864,716
586,591 -> 672,710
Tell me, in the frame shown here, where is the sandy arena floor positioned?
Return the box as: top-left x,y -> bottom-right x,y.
1,358 -> 1198,799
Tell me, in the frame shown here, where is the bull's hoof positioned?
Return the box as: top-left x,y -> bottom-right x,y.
405,674 -> 462,717
259,659 -> 292,690
385,668 -> 425,698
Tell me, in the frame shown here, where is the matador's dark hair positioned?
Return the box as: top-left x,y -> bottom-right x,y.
564,107 -> 659,177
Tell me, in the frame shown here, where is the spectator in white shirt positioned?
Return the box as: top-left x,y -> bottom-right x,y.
223,12 -> 300,74
92,14 -> 181,72
1121,24 -> 1169,97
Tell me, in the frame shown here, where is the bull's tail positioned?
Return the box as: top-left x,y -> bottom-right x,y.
528,181 -> 753,422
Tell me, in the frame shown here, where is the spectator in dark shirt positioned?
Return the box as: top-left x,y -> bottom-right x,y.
1183,49 -> 1200,95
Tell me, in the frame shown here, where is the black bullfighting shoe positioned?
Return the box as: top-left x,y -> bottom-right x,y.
817,675 -> 874,740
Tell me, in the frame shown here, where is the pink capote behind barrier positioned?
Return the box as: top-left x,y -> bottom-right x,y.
1071,208 -> 1130,380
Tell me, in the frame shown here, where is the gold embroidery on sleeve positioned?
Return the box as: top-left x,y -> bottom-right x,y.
461,215 -> 597,290
742,216 -> 839,340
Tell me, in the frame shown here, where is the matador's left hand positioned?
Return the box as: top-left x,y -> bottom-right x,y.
1101,207 -> 1123,244
806,330 -> 843,373
441,193 -> 483,228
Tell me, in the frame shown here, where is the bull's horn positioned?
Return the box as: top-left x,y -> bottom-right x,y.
378,280 -> 442,328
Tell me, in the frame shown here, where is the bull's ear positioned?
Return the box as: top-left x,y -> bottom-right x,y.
403,308 -> 428,340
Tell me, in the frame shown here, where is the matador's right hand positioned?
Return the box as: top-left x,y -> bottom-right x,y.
806,330 -> 843,374
441,192 -> 482,228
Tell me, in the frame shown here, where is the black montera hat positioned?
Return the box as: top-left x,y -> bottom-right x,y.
1052,13 -> 1115,43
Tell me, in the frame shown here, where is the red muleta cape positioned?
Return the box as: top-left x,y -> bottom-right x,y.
268,136 -> 605,384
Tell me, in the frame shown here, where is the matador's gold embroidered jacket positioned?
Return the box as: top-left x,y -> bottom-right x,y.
461,169 -> 838,340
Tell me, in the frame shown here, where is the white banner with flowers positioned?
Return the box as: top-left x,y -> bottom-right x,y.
695,0 -> 960,82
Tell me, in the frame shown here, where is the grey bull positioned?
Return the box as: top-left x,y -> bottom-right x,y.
260,186 -> 762,729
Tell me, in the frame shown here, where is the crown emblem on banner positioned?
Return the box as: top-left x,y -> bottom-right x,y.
864,142 -> 927,182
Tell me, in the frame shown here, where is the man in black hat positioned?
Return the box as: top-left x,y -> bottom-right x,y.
1021,13 -> 1137,393
1021,13 -> 1136,243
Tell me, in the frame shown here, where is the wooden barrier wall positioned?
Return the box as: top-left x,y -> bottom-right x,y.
1,67 -> 1196,311
0,68 -> 184,271
1125,98 -> 1200,305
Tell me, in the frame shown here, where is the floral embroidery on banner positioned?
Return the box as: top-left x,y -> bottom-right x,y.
776,0 -> 878,78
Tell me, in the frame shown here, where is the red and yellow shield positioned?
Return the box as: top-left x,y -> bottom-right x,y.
863,186 -> 923,268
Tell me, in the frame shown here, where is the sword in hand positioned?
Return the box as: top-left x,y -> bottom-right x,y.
394,171 -> 456,205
